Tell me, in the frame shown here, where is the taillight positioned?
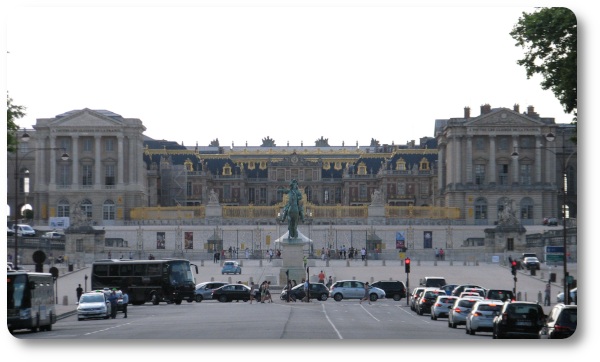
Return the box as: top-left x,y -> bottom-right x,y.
421,298 -> 426,303
473,312 -> 483,317
554,325 -> 573,332
434,303 -> 442,307
454,307 -> 461,313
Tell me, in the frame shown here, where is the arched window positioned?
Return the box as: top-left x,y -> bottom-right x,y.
57,199 -> 70,218
103,200 -> 116,220
475,197 -> 488,220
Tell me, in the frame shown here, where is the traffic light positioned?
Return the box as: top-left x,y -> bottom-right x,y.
511,260 -> 517,276
404,257 -> 411,273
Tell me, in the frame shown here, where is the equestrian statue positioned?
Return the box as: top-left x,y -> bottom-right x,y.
279,179 -> 305,239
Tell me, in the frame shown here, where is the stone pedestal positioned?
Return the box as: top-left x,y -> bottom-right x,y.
367,205 -> 386,225
278,239 -> 307,285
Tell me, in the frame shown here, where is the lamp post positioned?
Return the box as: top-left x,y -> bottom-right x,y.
11,129 -> 70,269
511,130 -> 576,305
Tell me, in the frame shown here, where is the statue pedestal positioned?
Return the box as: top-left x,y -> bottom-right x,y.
278,239 -> 307,285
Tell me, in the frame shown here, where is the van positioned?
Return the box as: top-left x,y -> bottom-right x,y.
419,277 -> 447,288
12,224 -> 36,237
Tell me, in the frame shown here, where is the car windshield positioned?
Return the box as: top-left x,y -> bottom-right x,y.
80,294 -> 104,303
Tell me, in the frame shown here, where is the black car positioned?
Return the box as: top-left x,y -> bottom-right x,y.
485,289 -> 515,302
416,288 -> 445,315
492,301 -> 546,339
281,282 -> 329,302
371,280 -> 406,301
539,303 -> 577,339
211,284 -> 252,302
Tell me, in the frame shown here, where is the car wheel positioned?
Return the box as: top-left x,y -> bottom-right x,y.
196,295 -> 203,302
431,313 -> 437,320
418,307 -> 423,315
151,294 -> 160,305
392,293 -> 401,301
369,294 -> 378,302
333,293 -> 343,302
319,293 -> 328,301
470,328 -> 475,335
218,295 -> 228,303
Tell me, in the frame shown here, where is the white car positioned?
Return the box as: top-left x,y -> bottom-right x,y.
465,300 -> 504,335
42,231 -> 65,239
431,295 -> 459,320
329,280 -> 385,302
77,292 -> 111,321
12,224 -> 36,237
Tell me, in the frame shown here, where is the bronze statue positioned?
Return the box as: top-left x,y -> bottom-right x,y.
279,179 -> 305,239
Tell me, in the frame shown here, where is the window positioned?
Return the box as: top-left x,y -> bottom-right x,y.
223,185 -> 231,200
396,158 -> 406,171
58,138 -> 71,153
222,164 -> 232,176
83,138 -> 93,152
105,164 -> 115,186
58,164 -> 70,186
81,199 -> 93,219
498,164 -> 509,185
475,137 -> 485,151
359,184 -> 367,199
82,164 -> 93,186
324,190 -> 329,203
105,138 -> 114,152
76,239 -> 84,252
475,164 -> 485,185
520,198 -> 534,220
397,182 -> 406,195
305,186 -> 312,203
357,162 -> 367,175
419,157 -> 430,171
498,137 -> 508,151
248,187 -> 256,204
57,199 -> 70,217
475,197 -> 488,220
103,200 -> 116,220
520,164 -> 532,185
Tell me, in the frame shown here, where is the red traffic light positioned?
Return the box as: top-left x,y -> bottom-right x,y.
405,258 -> 411,264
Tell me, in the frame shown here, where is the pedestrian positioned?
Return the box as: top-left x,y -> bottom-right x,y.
544,283 -> 551,306
303,279 -> 310,302
122,290 -> 129,318
76,284 -> 84,302
108,289 -> 119,318
326,276 -> 333,289
318,270 -> 325,284
439,248 -> 445,261
260,281 -> 267,303
269,249 -> 274,262
249,281 -> 256,304
245,248 -> 250,259
361,247 -> 366,261
265,281 -> 273,303
213,251 -> 218,263
360,282 -> 371,305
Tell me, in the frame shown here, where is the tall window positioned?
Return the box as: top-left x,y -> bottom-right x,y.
105,164 -> 115,186
103,200 -> 116,220
223,185 -> 231,200
57,199 -> 70,217
359,184 -> 367,199
83,138 -> 93,152
475,164 -> 485,185
498,164 -> 509,185
520,164 -> 532,185
105,138 -> 114,152
520,198 -> 534,220
81,199 -> 93,219
82,165 -> 93,186
248,187 -> 256,204
58,165 -> 70,186
475,198 -> 488,220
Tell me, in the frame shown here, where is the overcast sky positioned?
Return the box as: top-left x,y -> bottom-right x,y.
4,1 -> 584,149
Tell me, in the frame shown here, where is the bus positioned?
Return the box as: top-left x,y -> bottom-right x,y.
7,271 -> 57,333
91,259 -> 198,305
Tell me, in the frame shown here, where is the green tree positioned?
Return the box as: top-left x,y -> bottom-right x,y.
261,136 -> 276,147
510,8 -> 577,128
7,94 -> 26,152
314,136 -> 329,147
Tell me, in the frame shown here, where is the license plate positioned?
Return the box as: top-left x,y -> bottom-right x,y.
515,320 -> 532,326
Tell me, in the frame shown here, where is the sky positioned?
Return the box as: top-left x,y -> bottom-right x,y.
3,0 -> 583,149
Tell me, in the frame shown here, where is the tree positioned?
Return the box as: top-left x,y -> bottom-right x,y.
261,136 -> 276,147
7,94 -> 25,152
314,136 -> 329,147
510,8 -> 577,130
209,138 -> 220,147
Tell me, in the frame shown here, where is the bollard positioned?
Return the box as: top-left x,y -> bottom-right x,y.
259,259 -> 263,267
228,276 -> 232,284
475,260 -> 479,266
370,276 -> 374,283
211,276 -> 214,281
326,260 -> 329,267
463,261 -> 467,266
517,291 -> 522,301
434,260 -> 437,266
417,260 -> 421,266
239,260 -> 243,267
249,277 -> 253,284
524,292 -> 528,301
382,259 -> 386,266
346,260 -> 350,267
537,291 -> 542,304
352,276 -> 356,280
63,295 -> 69,306
540,272 -> 544,280
364,260 -> 368,267
201,260 -> 204,267
450,259 -> 453,266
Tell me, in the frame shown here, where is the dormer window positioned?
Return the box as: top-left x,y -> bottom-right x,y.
357,162 -> 367,175
419,157 -> 430,171
396,158 -> 406,171
223,164 -> 232,176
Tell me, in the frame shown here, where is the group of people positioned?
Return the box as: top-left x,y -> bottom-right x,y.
319,246 -> 368,261
434,248 -> 445,260
249,280 -> 273,304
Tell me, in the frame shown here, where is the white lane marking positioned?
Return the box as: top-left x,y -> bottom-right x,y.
321,304 -> 344,339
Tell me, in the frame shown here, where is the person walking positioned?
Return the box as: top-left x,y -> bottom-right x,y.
361,247 -> 366,261
318,270 -> 325,284
360,282 -> 371,305
326,276 -> 333,289
108,289 -> 119,319
260,281 -> 267,303
121,290 -> 129,318
265,281 -> 273,303
544,283 -> 551,306
249,282 -> 256,304
303,279 -> 310,302
76,284 -> 84,303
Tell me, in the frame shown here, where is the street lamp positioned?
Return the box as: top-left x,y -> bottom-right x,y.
511,130 -> 576,305
11,129 -> 69,269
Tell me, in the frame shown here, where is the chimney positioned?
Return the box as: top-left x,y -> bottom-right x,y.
480,104 -> 491,115
527,105 -> 535,115
513,104 -> 520,113
464,106 -> 471,119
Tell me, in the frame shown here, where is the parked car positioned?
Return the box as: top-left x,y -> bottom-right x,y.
522,257 -> 541,270
371,280 -> 406,301
221,260 -> 242,275
448,297 -> 480,328
465,300 -> 504,335
211,283 -> 251,302
42,231 -> 65,240
556,288 -> 577,304
329,280 -> 385,302
539,303 -> 577,339
416,288 -> 446,315
431,295 -> 459,320
195,281 -> 228,302
281,282 -> 330,301
11,224 -> 36,237
485,289 -> 515,302
492,301 -> 546,339
544,217 -> 559,226
7,227 -> 14,236
77,292 -> 111,321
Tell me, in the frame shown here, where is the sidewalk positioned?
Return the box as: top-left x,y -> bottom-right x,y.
35,258 -> 576,319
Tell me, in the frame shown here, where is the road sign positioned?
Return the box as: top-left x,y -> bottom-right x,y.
546,254 -> 564,263
545,246 -> 564,253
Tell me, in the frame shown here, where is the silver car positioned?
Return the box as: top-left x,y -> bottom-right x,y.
465,300 -> 504,335
448,297 -> 480,328
77,292 -> 111,321
329,280 -> 385,302
431,295 -> 459,320
195,281 -> 228,302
